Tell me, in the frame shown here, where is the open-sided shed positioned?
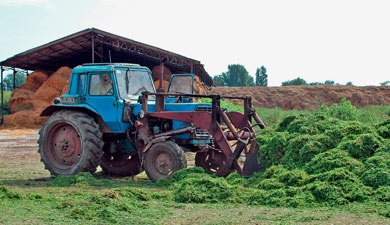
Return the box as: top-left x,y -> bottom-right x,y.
0,27 -> 212,85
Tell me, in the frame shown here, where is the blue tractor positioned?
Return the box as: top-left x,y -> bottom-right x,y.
38,63 -> 265,182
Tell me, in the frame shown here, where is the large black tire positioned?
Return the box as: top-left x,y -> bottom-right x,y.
38,110 -> 103,175
195,150 -> 232,177
100,151 -> 143,177
143,141 -> 187,182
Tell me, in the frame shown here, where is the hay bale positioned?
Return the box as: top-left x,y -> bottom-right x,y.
33,83 -> 61,102
45,66 -> 71,90
17,83 -> 38,92
33,66 -> 71,102
152,64 -> 172,81
13,71 -> 49,92
61,82 -> 69,95
25,71 -> 49,91
194,75 -> 207,94
153,80 -> 169,91
5,66 -> 71,129
3,111 -> 41,129
7,89 -> 34,113
32,100 -> 51,114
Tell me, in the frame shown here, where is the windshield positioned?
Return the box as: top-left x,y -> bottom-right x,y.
168,75 -> 193,94
116,68 -> 155,101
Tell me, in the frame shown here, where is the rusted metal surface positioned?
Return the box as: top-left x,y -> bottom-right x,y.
155,88 -> 165,112
154,127 -> 195,139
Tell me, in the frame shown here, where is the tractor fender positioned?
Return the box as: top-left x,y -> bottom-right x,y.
40,105 -> 111,133
141,136 -> 172,153
140,136 -> 176,169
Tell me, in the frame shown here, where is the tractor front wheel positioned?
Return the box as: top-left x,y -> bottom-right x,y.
143,141 -> 187,182
38,110 -> 103,175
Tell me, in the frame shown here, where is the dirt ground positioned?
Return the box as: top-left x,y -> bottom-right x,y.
0,129 -> 39,156
0,129 -> 51,180
0,128 -> 196,180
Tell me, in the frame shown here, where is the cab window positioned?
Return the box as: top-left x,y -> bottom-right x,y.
89,74 -> 113,96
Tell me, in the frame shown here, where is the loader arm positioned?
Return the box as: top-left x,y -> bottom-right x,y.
147,111 -> 233,158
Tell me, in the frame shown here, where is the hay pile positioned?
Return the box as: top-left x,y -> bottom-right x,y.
193,75 -> 207,95
152,64 -> 172,83
211,85 -> 390,109
152,64 -> 171,91
4,67 -> 71,128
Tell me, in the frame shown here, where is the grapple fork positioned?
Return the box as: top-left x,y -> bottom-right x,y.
142,92 -> 266,177
215,96 -> 266,176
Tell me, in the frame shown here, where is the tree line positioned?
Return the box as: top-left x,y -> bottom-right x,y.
213,64 -> 268,87
212,64 -> 390,87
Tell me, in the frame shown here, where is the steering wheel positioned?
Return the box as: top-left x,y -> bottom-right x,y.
175,92 -> 184,103
105,88 -> 113,95
134,86 -> 147,95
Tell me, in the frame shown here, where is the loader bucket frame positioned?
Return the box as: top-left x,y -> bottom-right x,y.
140,92 -> 265,177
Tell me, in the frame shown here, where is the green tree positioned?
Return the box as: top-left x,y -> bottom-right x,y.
282,77 -> 307,86
324,80 -> 335,85
212,75 -> 225,86
380,81 -> 390,86
3,71 -> 27,90
227,64 -> 250,86
213,64 -> 254,86
247,76 -> 255,86
255,66 -> 268,86
309,82 -> 323,86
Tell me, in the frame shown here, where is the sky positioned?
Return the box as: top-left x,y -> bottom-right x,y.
0,0 -> 389,86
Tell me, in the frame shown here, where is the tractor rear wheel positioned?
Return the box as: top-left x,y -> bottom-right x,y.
38,110 -> 103,175
101,151 -> 143,177
195,149 -> 232,177
143,141 -> 187,182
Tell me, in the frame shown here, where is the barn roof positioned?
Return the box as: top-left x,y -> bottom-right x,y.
0,28 -> 212,85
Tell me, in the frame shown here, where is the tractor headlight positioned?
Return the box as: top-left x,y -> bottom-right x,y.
139,110 -> 145,119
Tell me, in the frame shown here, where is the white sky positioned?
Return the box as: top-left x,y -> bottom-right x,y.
0,0 -> 389,86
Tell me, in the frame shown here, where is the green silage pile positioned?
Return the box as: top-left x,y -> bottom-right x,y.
160,99 -> 390,216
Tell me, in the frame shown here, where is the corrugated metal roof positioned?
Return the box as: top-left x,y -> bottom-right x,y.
0,28 -> 212,85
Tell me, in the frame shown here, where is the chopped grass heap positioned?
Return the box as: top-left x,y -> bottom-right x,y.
156,99 -> 389,217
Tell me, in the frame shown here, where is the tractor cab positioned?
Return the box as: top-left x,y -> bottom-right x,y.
166,74 -> 196,103
43,63 -> 156,133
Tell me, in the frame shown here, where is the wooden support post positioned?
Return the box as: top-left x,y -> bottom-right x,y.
91,32 -> 95,63
13,68 -> 16,90
1,66 -> 4,125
